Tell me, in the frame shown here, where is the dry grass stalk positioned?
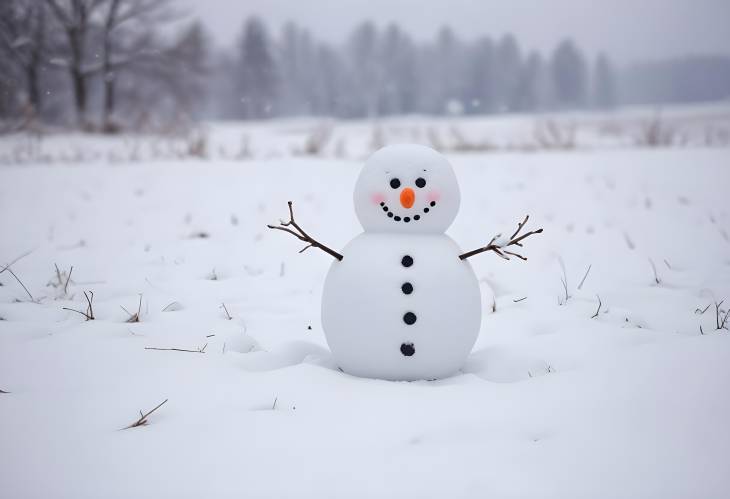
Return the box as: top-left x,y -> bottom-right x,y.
48,264 -> 74,298
221,303 -> 232,320
635,116 -> 684,148
301,123 -> 333,156
62,291 -> 95,320
577,264 -> 592,290
145,343 -> 207,353
591,295 -> 602,319
534,120 -> 576,150
648,258 -> 661,285
121,294 -> 143,323
715,300 -> 729,330
122,399 -> 168,430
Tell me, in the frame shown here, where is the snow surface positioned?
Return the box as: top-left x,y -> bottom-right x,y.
1,111 -> 730,498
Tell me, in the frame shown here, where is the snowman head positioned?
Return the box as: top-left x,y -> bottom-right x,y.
354,144 -> 460,233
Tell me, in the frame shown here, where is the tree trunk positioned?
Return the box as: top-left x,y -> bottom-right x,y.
71,55 -> 87,127
26,6 -> 45,119
102,0 -> 121,132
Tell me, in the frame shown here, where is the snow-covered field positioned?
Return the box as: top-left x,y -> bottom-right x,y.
1,107 -> 730,498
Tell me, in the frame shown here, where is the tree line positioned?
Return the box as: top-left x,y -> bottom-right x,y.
214,18 -> 616,120
1,2 -> 727,132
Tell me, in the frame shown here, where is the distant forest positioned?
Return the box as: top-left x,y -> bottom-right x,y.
1,0 -> 729,131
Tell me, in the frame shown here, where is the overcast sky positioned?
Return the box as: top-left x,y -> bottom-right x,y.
181,0 -> 730,65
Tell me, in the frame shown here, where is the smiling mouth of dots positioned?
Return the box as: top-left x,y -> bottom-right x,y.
379,200 -> 437,223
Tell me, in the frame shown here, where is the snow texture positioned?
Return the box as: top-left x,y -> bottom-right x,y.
1,109 -> 730,498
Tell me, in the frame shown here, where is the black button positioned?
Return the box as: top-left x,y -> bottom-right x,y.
430,201 -> 436,207
403,312 -> 417,325
414,215 -> 420,221
400,343 -> 415,356
401,282 -> 413,294
401,255 -> 413,267
404,217 -> 410,223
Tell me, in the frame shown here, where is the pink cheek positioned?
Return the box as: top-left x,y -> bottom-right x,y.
427,191 -> 441,203
371,192 -> 386,205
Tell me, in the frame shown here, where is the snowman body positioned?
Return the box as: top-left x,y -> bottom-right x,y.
320,144 -> 483,381
322,233 -> 481,380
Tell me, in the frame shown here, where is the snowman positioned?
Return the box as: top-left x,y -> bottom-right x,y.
268,144 -> 541,381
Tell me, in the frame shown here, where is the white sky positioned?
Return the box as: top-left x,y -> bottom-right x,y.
181,0 -> 730,65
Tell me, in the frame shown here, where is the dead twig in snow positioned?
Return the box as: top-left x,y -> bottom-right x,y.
221,303 -> 232,320
0,388 -> 9,394
62,291 -> 95,320
272,397 -> 278,410
695,304 -> 711,315
267,201 -> 344,261
122,399 -> 168,430
121,294 -> 143,323
591,295 -> 602,319
145,343 -> 207,353
578,264 -> 592,290
459,215 -> 543,261
513,297 -> 528,303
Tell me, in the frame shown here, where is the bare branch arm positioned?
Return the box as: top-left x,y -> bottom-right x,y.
267,202 -> 344,261
459,215 -> 543,261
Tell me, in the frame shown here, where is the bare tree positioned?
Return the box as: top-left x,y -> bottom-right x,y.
0,0 -> 47,123
45,0 -> 108,128
98,0 -> 178,131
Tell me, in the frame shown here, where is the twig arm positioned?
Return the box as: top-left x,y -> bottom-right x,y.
459,215 -> 543,261
267,201 -> 344,261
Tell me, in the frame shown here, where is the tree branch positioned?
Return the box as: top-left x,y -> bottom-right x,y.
459,215 -> 543,261
267,201 -> 343,261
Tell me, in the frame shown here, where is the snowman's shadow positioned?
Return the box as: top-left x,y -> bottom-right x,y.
228,340 -> 339,373
228,340 -> 542,384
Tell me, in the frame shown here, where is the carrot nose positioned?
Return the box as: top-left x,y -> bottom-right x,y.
400,187 -> 415,209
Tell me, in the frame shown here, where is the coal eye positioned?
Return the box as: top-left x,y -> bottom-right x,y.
415,177 -> 426,188
389,178 -> 401,189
